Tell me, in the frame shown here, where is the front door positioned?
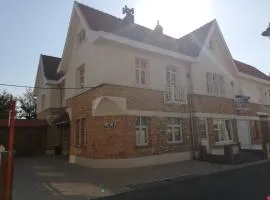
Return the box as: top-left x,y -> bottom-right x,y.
237,120 -> 251,150
199,118 -> 209,153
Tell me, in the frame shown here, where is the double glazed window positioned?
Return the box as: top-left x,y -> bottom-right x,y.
135,58 -> 149,85
76,64 -> 85,89
206,72 -> 225,96
136,116 -> 148,146
213,119 -> 233,143
167,117 -> 182,143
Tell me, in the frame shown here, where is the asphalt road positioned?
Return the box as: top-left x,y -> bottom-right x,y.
102,162 -> 270,200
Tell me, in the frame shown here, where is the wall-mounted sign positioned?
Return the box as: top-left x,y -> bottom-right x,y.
104,122 -> 117,129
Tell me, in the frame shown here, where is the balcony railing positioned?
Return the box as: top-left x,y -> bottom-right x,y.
164,85 -> 187,104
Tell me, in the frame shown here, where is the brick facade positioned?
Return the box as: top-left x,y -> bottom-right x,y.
64,84 -> 269,160
190,94 -> 235,114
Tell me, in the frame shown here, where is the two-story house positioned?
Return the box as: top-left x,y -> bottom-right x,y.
34,1 -> 269,167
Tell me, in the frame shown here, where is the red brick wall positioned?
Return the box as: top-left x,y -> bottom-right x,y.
69,115 -> 191,159
102,84 -> 189,113
190,94 -> 235,114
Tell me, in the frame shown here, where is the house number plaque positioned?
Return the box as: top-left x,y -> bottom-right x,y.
104,121 -> 117,128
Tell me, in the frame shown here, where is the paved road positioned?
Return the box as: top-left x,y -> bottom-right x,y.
102,162 -> 270,200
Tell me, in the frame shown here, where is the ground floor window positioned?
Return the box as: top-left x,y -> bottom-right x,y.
74,118 -> 87,147
199,118 -> 208,139
167,117 -> 182,143
136,116 -> 148,146
213,119 -> 233,143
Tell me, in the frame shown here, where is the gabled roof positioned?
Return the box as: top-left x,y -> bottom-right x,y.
234,60 -> 269,81
41,55 -> 62,81
77,2 -> 214,57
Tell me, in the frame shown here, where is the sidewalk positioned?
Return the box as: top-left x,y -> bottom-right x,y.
13,157 -> 268,200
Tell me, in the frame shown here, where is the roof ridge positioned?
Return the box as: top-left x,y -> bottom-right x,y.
76,1 -> 122,22
179,19 -> 216,39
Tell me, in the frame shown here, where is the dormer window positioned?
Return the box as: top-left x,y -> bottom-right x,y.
77,29 -> 85,46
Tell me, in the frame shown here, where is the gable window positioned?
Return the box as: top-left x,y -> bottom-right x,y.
206,72 -> 225,96
136,116 -> 148,146
76,64 -> 85,89
41,94 -> 45,110
75,118 -> 87,147
213,119 -> 233,143
199,118 -> 208,139
77,29 -> 85,45
135,58 -> 149,85
167,117 -> 182,143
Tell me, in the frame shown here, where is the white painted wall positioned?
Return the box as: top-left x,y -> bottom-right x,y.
191,26 -> 241,99
239,76 -> 270,105
36,62 -> 51,113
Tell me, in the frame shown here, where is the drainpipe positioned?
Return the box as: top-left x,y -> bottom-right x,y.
188,94 -> 195,159
187,68 -> 195,159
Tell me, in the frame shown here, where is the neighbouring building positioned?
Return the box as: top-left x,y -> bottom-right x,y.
33,1 -> 270,167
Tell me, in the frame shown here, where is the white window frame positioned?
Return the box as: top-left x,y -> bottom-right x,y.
206,72 -> 213,94
135,58 -> 149,86
167,117 -> 182,143
199,118 -> 208,139
206,72 -> 225,97
213,119 -> 233,144
136,116 -> 149,146
41,94 -> 45,110
76,64 -> 85,90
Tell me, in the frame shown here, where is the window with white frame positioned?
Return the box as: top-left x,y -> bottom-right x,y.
136,116 -> 148,146
206,72 -> 225,96
199,118 -> 208,139
75,118 -> 87,147
167,117 -> 182,143
76,64 -> 85,89
135,58 -> 149,85
77,29 -> 85,46
41,94 -> 45,110
213,119 -> 233,143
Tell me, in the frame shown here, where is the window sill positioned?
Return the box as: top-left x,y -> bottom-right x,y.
136,144 -> 149,148
214,141 -> 235,146
134,83 -> 150,89
167,141 -> 182,144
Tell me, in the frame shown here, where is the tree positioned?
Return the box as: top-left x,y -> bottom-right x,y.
0,90 -> 11,119
17,88 -> 37,120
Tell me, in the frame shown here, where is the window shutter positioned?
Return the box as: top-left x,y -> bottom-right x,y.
219,75 -> 225,96
213,73 -> 219,95
206,72 -> 213,93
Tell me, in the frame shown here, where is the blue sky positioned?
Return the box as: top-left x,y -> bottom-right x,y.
0,0 -> 269,95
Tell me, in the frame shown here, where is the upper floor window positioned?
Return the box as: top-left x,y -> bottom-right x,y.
76,64 -> 85,89
206,72 -> 225,96
166,67 -> 177,86
135,58 -> 149,85
136,116 -> 148,146
77,29 -> 85,46
41,94 -> 45,110
167,117 -> 182,143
